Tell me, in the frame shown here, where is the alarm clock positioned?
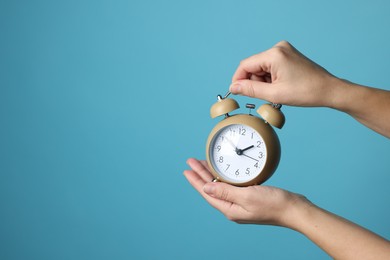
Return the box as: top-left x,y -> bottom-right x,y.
205,92 -> 285,186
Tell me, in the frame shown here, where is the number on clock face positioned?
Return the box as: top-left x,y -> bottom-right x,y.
210,124 -> 267,183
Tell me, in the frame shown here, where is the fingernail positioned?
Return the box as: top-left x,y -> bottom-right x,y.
203,183 -> 215,194
230,82 -> 242,93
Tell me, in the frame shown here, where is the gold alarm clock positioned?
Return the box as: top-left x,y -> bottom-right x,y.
206,92 -> 285,186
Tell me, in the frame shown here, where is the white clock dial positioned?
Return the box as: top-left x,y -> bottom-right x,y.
209,124 -> 267,183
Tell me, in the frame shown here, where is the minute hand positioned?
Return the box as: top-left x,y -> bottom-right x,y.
242,153 -> 259,162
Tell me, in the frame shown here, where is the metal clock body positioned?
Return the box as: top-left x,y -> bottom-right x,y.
205,93 -> 285,186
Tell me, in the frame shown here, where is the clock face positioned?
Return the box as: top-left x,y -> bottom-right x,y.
209,124 -> 267,183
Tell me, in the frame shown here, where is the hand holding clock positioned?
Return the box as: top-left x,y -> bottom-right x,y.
230,40 -> 390,138
184,158 -> 390,259
184,158 -> 303,226
185,41 -> 390,258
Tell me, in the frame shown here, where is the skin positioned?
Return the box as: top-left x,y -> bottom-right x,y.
229,40 -> 390,138
184,41 -> 390,259
184,159 -> 390,260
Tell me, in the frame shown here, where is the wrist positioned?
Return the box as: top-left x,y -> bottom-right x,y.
278,193 -> 315,231
320,76 -> 349,109
325,77 -> 363,112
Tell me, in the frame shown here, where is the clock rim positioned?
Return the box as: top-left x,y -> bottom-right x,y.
206,114 -> 281,187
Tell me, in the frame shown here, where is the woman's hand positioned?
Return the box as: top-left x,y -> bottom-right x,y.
183,158 -> 310,228
229,40 -> 340,108
230,40 -> 390,137
183,158 -> 390,259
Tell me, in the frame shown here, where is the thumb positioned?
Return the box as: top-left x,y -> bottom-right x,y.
203,182 -> 243,204
229,80 -> 274,101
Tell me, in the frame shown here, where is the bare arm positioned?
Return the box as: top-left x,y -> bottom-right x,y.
332,80 -> 390,138
292,201 -> 390,260
229,41 -> 390,138
184,158 -> 390,259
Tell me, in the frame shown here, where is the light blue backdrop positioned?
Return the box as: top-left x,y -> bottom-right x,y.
1,0 -> 389,259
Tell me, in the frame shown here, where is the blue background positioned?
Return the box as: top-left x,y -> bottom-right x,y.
1,0 -> 389,259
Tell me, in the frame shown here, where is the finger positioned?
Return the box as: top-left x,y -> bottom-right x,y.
232,40 -> 295,83
273,40 -> 292,49
186,158 -> 214,183
250,72 -> 272,83
203,182 -> 250,219
186,158 -> 248,206
231,51 -> 273,82
183,169 -> 207,192
199,160 -> 213,172
250,73 -> 265,81
203,182 -> 247,205
183,169 -> 237,212
229,79 -> 277,103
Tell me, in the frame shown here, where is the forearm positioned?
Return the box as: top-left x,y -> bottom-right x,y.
330,78 -> 390,138
286,200 -> 390,259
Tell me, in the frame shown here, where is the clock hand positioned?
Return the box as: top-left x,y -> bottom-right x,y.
241,145 -> 254,153
225,137 -> 237,150
235,145 -> 254,155
242,153 -> 259,162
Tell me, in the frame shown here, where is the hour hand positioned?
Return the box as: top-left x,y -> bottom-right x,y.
236,145 -> 254,155
241,145 -> 254,153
